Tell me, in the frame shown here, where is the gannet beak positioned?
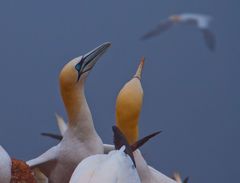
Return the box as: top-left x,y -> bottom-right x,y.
77,42 -> 111,80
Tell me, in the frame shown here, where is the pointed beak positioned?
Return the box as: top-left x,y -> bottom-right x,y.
81,42 -> 111,74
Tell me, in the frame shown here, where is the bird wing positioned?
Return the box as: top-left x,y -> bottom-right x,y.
69,154 -> 107,183
27,145 -> 58,168
201,28 -> 216,51
197,15 -> 212,29
131,131 -> 161,151
141,20 -> 174,40
113,126 -> 136,167
41,132 -> 63,140
55,113 -> 67,135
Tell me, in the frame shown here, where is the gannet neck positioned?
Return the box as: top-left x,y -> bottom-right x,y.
60,80 -> 95,134
116,58 -> 144,145
116,120 -> 139,145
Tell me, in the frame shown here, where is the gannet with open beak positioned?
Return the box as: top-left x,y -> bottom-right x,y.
70,126 -> 160,183
141,13 -> 216,51
27,42 -> 111,183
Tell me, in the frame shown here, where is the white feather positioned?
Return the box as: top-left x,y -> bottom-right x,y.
0,146 -> 11,183
70,146 -> 141,183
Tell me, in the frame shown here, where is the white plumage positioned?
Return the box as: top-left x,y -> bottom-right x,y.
70,146 -> 141,183
27,42 -> 111,183
0,146 -> 11,183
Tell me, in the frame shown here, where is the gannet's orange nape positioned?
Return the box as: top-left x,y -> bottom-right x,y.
116,57 -> 144,145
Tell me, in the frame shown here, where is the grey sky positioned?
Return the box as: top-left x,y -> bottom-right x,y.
0,1 -> 239,183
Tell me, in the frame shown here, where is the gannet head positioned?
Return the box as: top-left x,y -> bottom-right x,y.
60,42 -> 111,89
116,58 -> 144,144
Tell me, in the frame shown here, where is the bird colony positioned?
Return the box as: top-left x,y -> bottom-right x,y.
0,13 -> 215,183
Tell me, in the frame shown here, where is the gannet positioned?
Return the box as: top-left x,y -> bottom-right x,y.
115,58 -> 144,145
141,13 -> 216,51
172,172 -> 189,183
115,58 -> 177,183
0,146 -> 36,183
70,126 -> 160,183
41,58 -> 177,183
27,42 -> 111,183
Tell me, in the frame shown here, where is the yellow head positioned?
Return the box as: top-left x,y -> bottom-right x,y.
115,58 -> 144,144
59,42 -> 111,91
59,42 -> 111,122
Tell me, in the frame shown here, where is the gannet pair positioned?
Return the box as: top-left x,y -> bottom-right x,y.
42,58 -> 177,183
70,126 -> 160,183
27,42 -> 111,183
141,13 -> 216,51
0,145 -> 36,183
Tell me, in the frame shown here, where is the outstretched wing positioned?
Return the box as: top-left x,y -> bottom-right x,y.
41,132 -> 63,140
141,20 -> 174,40
27,145 -> 59,172
201,28 -> 216,51
131,131 -> 161,151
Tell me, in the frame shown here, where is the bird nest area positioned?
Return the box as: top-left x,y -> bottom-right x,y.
10,159 -> 36,183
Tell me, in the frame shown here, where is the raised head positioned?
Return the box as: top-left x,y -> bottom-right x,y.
59,42 -> 111,90
116,58 -> 145,144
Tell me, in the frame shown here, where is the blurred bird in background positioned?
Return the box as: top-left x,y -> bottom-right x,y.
141,13 -> 216,51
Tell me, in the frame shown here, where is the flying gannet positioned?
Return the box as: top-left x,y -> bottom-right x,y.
69,126 -> 160,183
141,13 -> 216,51
27,42 -> 111,183
41,58 -> 177,183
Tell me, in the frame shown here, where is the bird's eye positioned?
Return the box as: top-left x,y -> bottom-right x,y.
75,61 -> 83,72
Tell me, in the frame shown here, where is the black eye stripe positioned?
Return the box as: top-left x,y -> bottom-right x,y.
75,59 -> 84,72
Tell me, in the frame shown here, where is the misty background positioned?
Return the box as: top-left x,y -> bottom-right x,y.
0,0 -> 239,183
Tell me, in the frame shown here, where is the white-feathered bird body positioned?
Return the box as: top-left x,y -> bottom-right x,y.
70,146 -> 141,183
0,146 -> 11,183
